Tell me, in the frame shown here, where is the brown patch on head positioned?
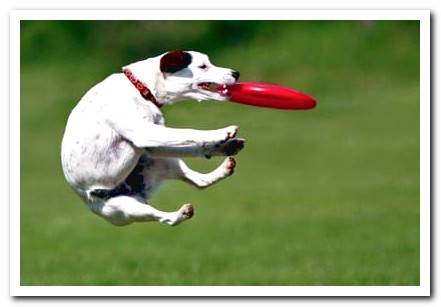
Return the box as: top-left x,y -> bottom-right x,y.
160,50 -> 192,73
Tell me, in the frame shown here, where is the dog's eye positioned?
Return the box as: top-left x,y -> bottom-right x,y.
198,64 -> 208,70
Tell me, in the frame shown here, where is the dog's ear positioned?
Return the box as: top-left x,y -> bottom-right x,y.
160,50 -> 192,73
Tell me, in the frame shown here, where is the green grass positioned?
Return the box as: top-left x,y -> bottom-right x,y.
20,20 -> 420,285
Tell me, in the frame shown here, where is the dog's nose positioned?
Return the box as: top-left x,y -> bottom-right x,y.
232,71 -> 240,81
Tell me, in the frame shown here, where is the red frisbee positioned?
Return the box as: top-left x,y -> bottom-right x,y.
221,82 -> 317,110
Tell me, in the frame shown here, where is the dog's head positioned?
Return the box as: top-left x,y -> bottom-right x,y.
157,50 -> 240,103
126,50 -> 239,105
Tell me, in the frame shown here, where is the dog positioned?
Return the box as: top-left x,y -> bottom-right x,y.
61,50 -> 245,226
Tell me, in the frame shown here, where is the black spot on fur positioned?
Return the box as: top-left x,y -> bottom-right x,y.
90,155 -> 151,200
125,163 -> 145,193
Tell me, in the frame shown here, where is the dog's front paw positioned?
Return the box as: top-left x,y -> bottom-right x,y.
224,125 -> 238,139
217,138 -> 245,156
214,125 -> 238,143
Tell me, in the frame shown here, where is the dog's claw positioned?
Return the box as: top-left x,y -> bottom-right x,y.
224,125 -> 238,141
227,129 -> 237,139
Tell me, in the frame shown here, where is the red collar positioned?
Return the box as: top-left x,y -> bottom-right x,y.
123,68 -> 161,108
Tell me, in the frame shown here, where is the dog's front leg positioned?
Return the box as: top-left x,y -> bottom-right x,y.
111,122 -> 245,158
146,134 -> 245,158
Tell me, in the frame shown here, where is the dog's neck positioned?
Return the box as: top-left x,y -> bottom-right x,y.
123,57 -> 165,105
123,68 -> 161,108
123,56 -> 196,106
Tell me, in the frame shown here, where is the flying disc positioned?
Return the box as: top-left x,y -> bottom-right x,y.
221,82 -> 317,110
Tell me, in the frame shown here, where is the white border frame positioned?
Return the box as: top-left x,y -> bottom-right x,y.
9,9 -> 431,297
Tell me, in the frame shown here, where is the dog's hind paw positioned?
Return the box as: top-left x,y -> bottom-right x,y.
180,203 -> 194,219
170,203 -> 194,226
223,157 -> 236,175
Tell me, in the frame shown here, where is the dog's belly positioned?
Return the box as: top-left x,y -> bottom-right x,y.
61,120 -> 142,194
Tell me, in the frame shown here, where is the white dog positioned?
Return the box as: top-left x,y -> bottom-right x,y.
61,50 -> 245,226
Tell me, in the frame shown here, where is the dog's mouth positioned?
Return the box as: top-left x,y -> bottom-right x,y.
197,82 -> 230,97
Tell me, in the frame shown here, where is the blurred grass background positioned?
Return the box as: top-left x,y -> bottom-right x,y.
20,20 -> 420,285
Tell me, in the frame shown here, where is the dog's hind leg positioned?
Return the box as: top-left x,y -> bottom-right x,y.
91,196 -> 193,226
157,157 -> 237,189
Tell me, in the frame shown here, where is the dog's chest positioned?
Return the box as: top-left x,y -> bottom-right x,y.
151,109 -> 164,125
134,99 -> 165,125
